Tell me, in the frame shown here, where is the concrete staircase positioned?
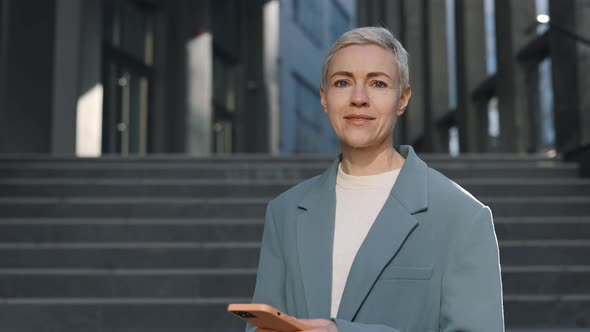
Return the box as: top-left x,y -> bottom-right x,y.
0,154 -> 589,331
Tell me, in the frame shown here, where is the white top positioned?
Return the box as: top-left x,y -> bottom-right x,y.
331,163 -> 401,318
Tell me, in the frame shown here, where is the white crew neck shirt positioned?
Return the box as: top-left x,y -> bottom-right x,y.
331,163 -> 401,318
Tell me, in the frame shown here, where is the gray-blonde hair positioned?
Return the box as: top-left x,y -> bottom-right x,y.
321,27 -> 409,92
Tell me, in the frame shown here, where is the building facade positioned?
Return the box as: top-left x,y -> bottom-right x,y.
0,0 -> 270,156
359,0 -> 590,157
1,0 -> 589,157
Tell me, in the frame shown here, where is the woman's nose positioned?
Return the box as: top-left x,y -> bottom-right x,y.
350,84 -> 369,107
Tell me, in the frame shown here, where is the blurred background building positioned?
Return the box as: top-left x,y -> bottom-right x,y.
1,0 -> 588,158
0,0 -> 350,156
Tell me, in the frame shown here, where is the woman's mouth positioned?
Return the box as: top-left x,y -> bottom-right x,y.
344,114 -> 376,125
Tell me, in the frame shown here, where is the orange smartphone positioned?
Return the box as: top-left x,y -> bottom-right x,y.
227,303 -> 309,331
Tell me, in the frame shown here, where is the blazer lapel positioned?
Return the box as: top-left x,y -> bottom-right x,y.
336,198 -> 418,320
337,145 -> 429,321
296,158 -> 340,319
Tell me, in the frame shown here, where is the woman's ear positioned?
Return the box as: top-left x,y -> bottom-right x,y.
397,85 -> 412,116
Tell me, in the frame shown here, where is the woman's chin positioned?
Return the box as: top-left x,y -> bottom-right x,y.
339,138 -> 374,150
338,134 -> 392,151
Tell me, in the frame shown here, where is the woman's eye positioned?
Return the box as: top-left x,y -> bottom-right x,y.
334,80 -> 349,88
371,81 -> 387,88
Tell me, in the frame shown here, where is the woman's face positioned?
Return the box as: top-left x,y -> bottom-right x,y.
321,44 -> 411,151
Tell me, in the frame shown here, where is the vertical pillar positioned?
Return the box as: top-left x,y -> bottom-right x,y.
455,0 -> 487,153
51,0 -> 82,155
425,0 -> 449,152
150,3 -> 169,153
402,0 -> 426,148
237,0 -> 268,153
494,0 -> 536,152
358,0 -> 382,27
385,0 -> 406,146
0,0 -> 55,153
576,1 -> 590,149
549,0 -> 590,154
178,0 -> 209,154
0,1 -> 6,121
383,0 -> 404,38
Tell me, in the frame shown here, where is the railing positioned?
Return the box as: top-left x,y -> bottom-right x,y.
527,17 -> 590,176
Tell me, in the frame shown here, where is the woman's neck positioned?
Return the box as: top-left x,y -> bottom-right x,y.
340,144 -> 405,176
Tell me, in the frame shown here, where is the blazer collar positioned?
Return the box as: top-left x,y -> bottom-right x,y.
298,145 -> 429,213
296,145 -> 430,319
390,145 -> 429,214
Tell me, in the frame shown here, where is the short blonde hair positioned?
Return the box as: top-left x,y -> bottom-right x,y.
321,27 -> 410,92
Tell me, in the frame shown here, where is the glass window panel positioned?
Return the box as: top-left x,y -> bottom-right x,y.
294,75 -> 324,153
484,0 -> 497,75
538,58 -> 555,148
293,0 -> 323,46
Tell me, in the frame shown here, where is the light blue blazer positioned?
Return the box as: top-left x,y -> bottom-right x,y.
248,145 -> 504,332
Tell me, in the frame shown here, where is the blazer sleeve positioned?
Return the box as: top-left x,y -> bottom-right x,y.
440,206 -> 505,332
246,201 -> 287,332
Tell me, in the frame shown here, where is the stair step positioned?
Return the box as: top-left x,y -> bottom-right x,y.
0,217 -> 587,242
0,197 -> 270,218
0,302 -> 248,332
0,218 -> 262,224
0,164 -> 578,180
502,266 -> 590,294
483,197 -> 590,217
0,266 -> 588,298
504,295 -> 590,328
495,217 -> 590,240
1,178 -> 589,197
1,196 -> 590,218
0,153 -> 560,163
500,241 -> 590,265
0,240 -> 588,268
0,220 -> 264,242
0,273 -> 256,298
0,245 -> 261,268
0,299 -> 587,331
